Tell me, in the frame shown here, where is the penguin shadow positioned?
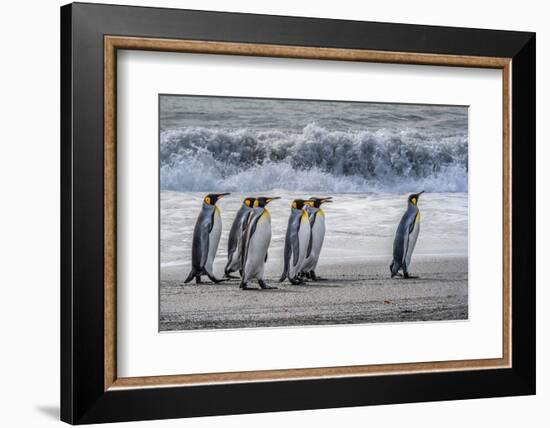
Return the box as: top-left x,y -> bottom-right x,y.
284,279 -> 344,288
215,277 -> 298,292
179,280 -> 231,287
242,287 -> 296,292
390,275 -> 435,282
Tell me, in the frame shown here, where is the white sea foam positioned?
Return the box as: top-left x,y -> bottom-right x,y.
160,124 -> 468,193
160,191 -> 468,272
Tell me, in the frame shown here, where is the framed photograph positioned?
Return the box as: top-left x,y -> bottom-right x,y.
61,2 -> 535,424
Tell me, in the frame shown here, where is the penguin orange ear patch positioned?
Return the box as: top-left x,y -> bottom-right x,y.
292,201 -> 297,209
204,196 -> 211,204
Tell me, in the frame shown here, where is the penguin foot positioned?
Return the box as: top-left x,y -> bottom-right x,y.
207,274 -> 226,284
403,273 -> 418,279
310,271 -> 327,281
239,282 -> 249,290
289,277 -> 303,285
224,273 -> 240,280
258,280 -> 277,290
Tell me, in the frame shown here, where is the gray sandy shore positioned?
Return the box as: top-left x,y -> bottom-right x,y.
160,256 -> 468,331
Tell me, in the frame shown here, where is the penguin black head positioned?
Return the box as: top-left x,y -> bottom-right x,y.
408,191 -> 424,206
254,196 -> 280,208
243,197 -> 256,207
203,193 -> 230,206
291,199 -> 310,210
307,197 -> 333,208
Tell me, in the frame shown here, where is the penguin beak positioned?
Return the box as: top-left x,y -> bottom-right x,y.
417,191 -> 425,198
321,197 -> 333,204
266,197 -> 280,204
216,192 -> 230,199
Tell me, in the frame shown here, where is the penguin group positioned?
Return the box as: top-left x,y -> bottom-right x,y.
184,191 -> 425,289
184,194 -> 333,290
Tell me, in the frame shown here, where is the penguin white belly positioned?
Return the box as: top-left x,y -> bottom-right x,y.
205,208 -> 222,274
244,212 -> 271,280
289,212 -> 311,278
303,213 -> 325,272
404,212 -> 420,268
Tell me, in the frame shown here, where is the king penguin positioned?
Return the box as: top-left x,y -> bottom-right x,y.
224,197 -> 256,279
240,196 -> 280,290
184,193 -> 230,284
301,196 -> 332,280
279,199 -> 312,285
390,191 -> 424,279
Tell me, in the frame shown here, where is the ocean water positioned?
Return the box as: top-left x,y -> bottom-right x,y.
160,96 -> 468,194
159,96 -> 468,276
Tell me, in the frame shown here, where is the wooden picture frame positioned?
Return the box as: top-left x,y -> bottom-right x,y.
61,2 -> 535,424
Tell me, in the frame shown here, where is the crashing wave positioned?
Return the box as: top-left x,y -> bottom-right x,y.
160,123 -> 468,193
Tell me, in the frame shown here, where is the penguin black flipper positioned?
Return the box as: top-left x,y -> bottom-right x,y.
391,213 -> 408,277
208,209 -> 216,233
279,226 -> 292,282
305,209 -> 319,259
309,210 -> 318,227
247,213 -> 261,242
236,211 -> 252,271
265,251 -> 268,263
242,211 -> 252,232
239,222 -> 249,271
291,226 -> 300,268
225,229 -> 238,269
226,209 -> 251,271
408,217 -> 417,234
186,213 -> 211,283
199,222 -> 210,271
399,219 -> 413,276
242,212 -> 262,274
240,211 -> 255,267
403,211 -> 421,277
404,214 -> 415,256
306,232 -> 314,259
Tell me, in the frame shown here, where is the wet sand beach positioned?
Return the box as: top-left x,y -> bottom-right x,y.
160,256 -> 467,331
